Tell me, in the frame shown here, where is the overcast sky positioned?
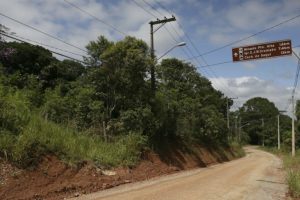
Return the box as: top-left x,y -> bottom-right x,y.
0,0 -> 300,113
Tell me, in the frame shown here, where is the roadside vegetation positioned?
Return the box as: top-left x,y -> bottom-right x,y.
0,25 -> 241,169
285,154 -> 300,198
262,147 -> 300,198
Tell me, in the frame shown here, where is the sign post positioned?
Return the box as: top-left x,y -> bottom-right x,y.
232,39 -> 292,62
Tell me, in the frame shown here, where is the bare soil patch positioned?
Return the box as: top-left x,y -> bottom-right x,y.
0,145 -> 238,200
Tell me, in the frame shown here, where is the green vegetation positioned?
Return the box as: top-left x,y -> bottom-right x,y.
283,152 -> 300,198
262,147 -> 300,198
0,25 -> 239,168
235,97 -> 292,146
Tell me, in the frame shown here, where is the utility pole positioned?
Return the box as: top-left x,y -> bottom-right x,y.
262,118 -> 265,147
226,99 -> 230,129
226,97 -> 238,140
149,16 -> 176,92
277,114 -> 280,150
235,116 -> 238,141
277,110 -> 286,150
292,95 -> 295,157
238,117 -> 241,143
290,52 -> 300,157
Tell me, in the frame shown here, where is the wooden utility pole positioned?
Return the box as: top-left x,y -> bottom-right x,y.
262,118 -> 265,147
238,117 -> 241,143
235,116 -> 238,141
149,16 -> 176,92
278,114 -> 280,150
291,51 -> 300,157
226,97 -> 238,140
292,96 -> 295,157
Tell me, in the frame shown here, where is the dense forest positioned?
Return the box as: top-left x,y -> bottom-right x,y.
236,97 -> 294,147
0,28 -> 236,168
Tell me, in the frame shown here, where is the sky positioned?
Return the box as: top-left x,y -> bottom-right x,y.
0,0 -> 300,114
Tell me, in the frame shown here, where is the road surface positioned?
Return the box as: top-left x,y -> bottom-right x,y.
74,147 -> 287,200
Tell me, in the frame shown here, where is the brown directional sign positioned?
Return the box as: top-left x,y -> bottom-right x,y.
232,39 -> 292,62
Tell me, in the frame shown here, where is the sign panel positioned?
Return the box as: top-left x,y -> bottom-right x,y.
232,39 -> 292,62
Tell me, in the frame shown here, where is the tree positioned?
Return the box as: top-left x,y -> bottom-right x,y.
155,58 -> 228,143
239,97 -> 279,145
39,59 -> 85,89
0,42 -> 55,76
84,35 -> 113,66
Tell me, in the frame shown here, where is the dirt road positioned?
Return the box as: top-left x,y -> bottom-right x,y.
74,147 -> 287,200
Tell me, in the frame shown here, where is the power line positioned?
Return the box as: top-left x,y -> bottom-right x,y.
284,52 -> 300,112
291,53 -> 300,98
11,34 -> 86,57
142,0 -> 165,17
186,13 -> 300,60
150,0 -> 240,107
0,32 -> 87,64
192,44 -> 300,69
0,12 -> 88,53
136,0 -> 240,111
132,0 -> 157,18
64,0 -> 127,36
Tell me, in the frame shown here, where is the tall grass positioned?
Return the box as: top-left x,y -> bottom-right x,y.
0,115 -> 146,168
287,170 -> 300,198
228,141 -> 245,158
282,152 -> 300,198
262,147 -> 300,198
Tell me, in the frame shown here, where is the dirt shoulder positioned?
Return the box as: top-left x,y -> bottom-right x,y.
74,147 -> 287,200
0,145 -> 240,200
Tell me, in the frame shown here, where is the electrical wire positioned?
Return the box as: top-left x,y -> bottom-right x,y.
132,0 -> 157,18
64,0 -> 127,36
0,12 -> 88,53
11,34 -> 86,57
186,13 -> 300,60
141,0 -> 239,106
0,32 -> 87,64
149,0 -> 240,109
142,0 -> 165,17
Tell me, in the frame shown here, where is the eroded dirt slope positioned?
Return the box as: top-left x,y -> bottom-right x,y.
75,147 -> 287,200
0,144 -> 238,200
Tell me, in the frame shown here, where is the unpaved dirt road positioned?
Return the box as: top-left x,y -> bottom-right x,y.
74,147 -> 287,200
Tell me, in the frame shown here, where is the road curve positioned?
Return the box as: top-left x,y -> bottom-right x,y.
74,147 -> 287,200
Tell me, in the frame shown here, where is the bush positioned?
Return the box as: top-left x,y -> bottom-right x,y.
287,170 -> 300,198
9,115 -> 147,168
0,131 -> 16,159
0,87 -> 31,134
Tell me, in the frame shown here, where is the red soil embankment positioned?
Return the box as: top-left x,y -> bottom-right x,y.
0,145 -> 239,200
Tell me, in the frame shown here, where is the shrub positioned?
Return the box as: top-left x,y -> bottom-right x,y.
287,170 -> 300,198
0,131 -> 16,159
0,87 -> 31,134
9,115 -> 147,168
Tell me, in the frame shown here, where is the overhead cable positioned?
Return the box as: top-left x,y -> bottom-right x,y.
0,13 -> 88,53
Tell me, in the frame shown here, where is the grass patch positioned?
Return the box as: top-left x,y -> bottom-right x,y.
262,147 -> 300,198
228,141 -> 245,158
283,152 -> 300,198
287,170 -> 300,198
0,115 -> 146,168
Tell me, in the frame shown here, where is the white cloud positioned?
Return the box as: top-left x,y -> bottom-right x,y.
194,0 -> 300,47
210,76 -> 300,115
242,62 -> 256,69
0,0 -> 185,61
225,1 -> 279,31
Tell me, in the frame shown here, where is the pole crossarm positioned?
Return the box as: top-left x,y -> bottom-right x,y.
149,16 -> 176,25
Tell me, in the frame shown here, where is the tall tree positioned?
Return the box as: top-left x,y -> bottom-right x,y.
239,97 -> 279,145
